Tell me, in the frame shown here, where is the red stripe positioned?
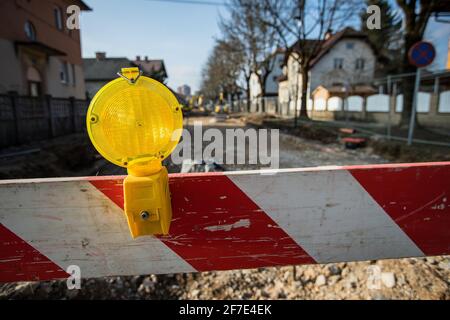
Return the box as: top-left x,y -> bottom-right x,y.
90,173 -> 315,271
0,224 -> 68,282
348,164 -> 450,256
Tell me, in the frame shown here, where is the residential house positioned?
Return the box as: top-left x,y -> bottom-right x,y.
249,49 -> 285,106
278,27 -> 376,114
0,0 -> 91,98
83,52 -> 135,99
84,52 -> 171,99
133,55 -> 168,83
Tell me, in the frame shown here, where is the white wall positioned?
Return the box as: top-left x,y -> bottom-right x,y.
278,81 -> 289,104
347,96 -> 363,111
250,52 -> 284,101
328,97 -> 342,111
367,94 -> 389,112
249,73 -> 260,100
286,54 -> 304,103
439,91 -> 450,113
396,93 -> 431,113
314,98 -> 326,111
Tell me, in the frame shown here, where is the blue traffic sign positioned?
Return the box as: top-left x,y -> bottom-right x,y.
408,41 -> 436,68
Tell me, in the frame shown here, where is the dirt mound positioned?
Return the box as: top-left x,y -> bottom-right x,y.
370,140 -> 450,163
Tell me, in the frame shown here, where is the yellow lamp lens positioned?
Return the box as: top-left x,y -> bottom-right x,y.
86,75 -> 182,168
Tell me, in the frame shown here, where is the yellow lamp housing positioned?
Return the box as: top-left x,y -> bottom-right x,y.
86,67 -> 183,238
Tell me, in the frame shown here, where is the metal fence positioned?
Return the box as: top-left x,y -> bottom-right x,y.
0,94 -> 89,148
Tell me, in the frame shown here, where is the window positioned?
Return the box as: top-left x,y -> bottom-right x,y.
54,7 -> 63,30
355,58 -> 365,70
24,21 -> 36,41
334,58 -> 344,70
60,61 -> 69,84
346,42 -> 354,49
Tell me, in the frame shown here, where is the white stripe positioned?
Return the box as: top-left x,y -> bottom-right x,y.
229,170 -> 424,263
0,181 -> 195,277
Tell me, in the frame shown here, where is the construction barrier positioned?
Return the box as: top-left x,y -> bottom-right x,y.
0,162 -> 449,282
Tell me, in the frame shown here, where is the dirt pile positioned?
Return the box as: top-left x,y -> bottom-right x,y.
0,118 -> 449,300
2,256 -> 449,300
0,134 -> 104,179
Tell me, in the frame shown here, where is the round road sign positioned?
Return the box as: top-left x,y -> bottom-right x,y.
408,41 -> 436,68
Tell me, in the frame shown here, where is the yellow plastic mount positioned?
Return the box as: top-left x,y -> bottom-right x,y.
124,163 -> 172,238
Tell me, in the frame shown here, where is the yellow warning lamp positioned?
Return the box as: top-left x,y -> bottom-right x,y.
86,67 -> 183,238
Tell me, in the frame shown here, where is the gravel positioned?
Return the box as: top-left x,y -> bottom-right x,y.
0,117 -> 449,300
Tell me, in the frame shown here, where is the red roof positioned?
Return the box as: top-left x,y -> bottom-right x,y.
309,27 -> 367,67
281,27 -> 369,67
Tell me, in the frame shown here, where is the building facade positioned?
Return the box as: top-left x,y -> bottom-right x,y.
133,55 -> 168,83
84,52 -> 170,99
177,84 -> 191,97
0,0 -> 90,99
249,50 -> 285,101
278,28 -> 376,113
83,52 -> 135,99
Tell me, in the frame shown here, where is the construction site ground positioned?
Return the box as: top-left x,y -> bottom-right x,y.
0,114 -> 449,299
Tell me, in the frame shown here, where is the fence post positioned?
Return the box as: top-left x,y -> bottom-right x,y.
432,77 -> 440,116
362,96 -> 368,121
45,94 -> 54,138
8,91 -> 20,145
69,96 -> 76,133
387,76 -> 392,140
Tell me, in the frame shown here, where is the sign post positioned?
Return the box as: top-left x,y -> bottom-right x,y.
407,41 -> 436,145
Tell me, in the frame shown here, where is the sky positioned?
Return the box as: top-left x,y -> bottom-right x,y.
80,0 -> 228,92
79,0 -> 450,92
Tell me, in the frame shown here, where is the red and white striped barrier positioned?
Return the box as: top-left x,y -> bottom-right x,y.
0,162 -> 449,282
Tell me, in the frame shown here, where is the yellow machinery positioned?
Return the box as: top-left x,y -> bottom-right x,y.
86,67 -> 183,238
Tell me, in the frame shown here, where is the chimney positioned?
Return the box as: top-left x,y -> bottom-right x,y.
145,56 -> 148,62
136,55 -> 141,61
325,29 -> 333,40
95,52 -> 106,60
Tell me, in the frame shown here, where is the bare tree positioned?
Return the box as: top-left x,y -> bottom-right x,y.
220,32 -> 252,111
396,0 -> 440,127
220,0 -> 279,112
200,39 -> 243,104
264,0 -> 360,125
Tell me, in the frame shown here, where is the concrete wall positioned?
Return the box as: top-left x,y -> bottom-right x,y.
310,91 -> 450,129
